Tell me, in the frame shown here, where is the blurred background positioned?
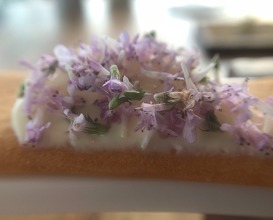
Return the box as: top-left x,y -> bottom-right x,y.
1,0 -> 273,219
2,0 -> 273,78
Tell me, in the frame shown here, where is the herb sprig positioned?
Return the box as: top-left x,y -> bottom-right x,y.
83,115 -> 109,134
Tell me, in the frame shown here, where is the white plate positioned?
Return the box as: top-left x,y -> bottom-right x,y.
1,177 -> 273,217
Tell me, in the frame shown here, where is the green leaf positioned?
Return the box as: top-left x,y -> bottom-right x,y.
154,91 -> 170,103
83,115 -> 109,134
202,111 -> 221,132
154,91 -> 181,104
109,88 -> 145,110
108,95 -> 128,110
145,31 -> 156,38
110,65 -> 120,79
212,54 -> 220,72
199,76 -> 208,83
124,88 -> 145,101
18,82 -> 25,98
43,60 -> 58,75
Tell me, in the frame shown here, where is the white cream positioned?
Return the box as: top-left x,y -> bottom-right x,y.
11,97 -> 147,150
12,96 -> 261,155
11,98 -> 28,144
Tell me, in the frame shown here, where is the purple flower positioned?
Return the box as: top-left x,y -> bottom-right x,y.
103,79 -> 127,93
66,60 -> 107,91
135,103 -> 158,132
23,72 -> 48,115
159,108 -> 185,137
88,59 -> 110,76
183,110 -> 201,143
21,59 -> 68,116
119,32 -> 130,48
78,37 -> 106,63
136,102 -> 191,139
221,121 -> 273,150
219,79 -> 249,100
180,48 -> 200,71
103,75 -> 133,93
246,122 -> 273,150
25,121 -> 51,146
135,102 -> 175,133
38,55 -> 58,72
134,34 -> 166,64
54,45 -> 76,66
231,97 -> 252,124
78,74 -> 97,90
102,65 -> 134,95
118,31 -> 137,59
71,113 -> 87,132
47,89 -> 65,111
216,79 -> 254,125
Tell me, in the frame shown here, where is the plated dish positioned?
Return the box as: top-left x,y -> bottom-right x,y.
11,32 -> 273,156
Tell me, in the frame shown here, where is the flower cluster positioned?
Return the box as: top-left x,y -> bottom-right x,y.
20,31 -> 273,153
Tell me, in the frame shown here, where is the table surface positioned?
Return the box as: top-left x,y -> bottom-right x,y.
1,72 -> 273,216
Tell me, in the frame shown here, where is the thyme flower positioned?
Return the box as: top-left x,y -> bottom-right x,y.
20,31 -> 273,150
25,121 -> 51,146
